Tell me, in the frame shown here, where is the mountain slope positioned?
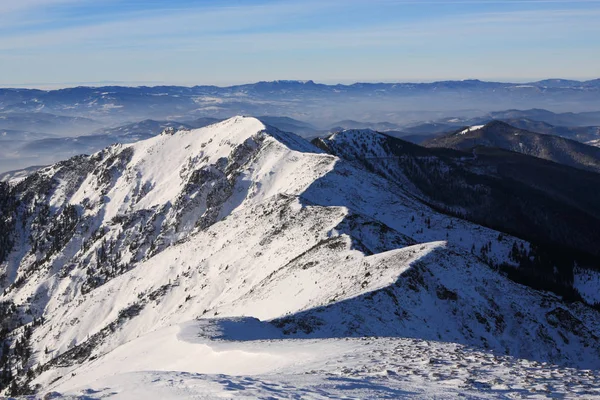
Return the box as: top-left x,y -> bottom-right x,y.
314,129 -> 600,303
256,116 -> 322,138
1,117 -> 599,396
423,120 -> 600,174
499,118 -> 600,143
90,119 -> 195,138
2,82 -> 600,128
487,109 -> 600,127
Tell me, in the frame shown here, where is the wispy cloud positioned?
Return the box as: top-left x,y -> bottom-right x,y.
3,3 -> 596,52
0,1 -> 337,50
0,0 -> 599,83
0,0 -> 80,14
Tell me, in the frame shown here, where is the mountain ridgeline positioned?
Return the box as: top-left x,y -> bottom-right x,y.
497,118 -> 600,144
423,120 -> 600,174
1,117 -> 600,395
314,129 -> 600,302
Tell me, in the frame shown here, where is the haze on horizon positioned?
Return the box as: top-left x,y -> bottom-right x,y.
1,0 -> 599,88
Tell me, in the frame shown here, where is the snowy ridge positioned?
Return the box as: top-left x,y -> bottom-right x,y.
459,125 -> 485,135
587,138 -> 600,148
1,117 -> 599,397
316,129 -> 423,195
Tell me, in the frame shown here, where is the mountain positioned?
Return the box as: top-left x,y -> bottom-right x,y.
0,165 -> 45,184
185,116 -> 321,137
394,122 -> 465,144
0,116 -> 323,175
257,116 -> 322,138
425,109 -> 600,134
532,79 -> 586,88
314,129 -> 600,300
2,81 -> 600,126
369,117 -> 600,146
394,112 -> 600,145
588,139 -> 600,147
90,119 -> 195,138
328,120 -> 403,132
397,133 -> 438,144
497,118 -> 600,143
423,120 -> 600,174
1,117 -> 600,397
183,116 -> 223,128
487,109 -> 600,127
401,122 -> 462,135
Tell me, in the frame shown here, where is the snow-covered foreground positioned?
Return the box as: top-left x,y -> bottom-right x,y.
40,319 -> 600,399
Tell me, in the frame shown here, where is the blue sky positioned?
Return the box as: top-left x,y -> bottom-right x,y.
1,0 -> 599,87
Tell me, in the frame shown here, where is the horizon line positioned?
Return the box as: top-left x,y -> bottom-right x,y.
1,77 -> 599,91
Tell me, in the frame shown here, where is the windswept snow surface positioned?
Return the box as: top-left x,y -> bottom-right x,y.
2,117 -> 600,398
42,320 -> 600,399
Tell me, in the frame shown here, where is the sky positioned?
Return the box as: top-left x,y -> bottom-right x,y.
0,0 -> 599,87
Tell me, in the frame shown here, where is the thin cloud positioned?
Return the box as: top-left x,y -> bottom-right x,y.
2,3 -> 597,52
0,0 -> 83,15
0,0 -> 599,83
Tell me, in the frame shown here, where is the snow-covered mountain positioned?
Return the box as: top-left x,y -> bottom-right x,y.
316,129 -> 600,302
1,117 -> 599,397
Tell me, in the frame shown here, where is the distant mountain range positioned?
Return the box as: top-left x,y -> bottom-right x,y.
493,118 -> 600,143
486,109 -> 600,127
392,110 -> 600,145
1,84 -> 600,177
0,112 -> 100,135
3,107 -> 600,175
328,120 -> 403,132
1,80 -> 600,125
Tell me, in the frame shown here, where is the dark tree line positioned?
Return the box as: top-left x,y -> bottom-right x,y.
0,182 -> 17,267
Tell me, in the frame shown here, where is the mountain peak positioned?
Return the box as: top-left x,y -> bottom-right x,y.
483,119 -> 513,129
424,120 -> 600,173
329,128 -> 378,138
209,115 -> 266,132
